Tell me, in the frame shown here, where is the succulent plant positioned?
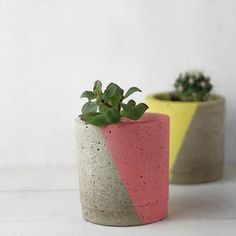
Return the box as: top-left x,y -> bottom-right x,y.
174,70 -> 213,101
79,80 -> 148,127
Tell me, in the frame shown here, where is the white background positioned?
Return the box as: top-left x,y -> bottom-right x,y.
1,2 -> 236,235
1,0 -> 236,167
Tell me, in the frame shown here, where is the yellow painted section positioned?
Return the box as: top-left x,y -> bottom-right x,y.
145,94 -> 198,178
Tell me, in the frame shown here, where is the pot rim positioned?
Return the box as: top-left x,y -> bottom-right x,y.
146,92 -> 225,106
75,112 -> 169,127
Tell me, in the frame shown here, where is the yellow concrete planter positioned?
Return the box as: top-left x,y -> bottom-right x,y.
145,93 -> 225,184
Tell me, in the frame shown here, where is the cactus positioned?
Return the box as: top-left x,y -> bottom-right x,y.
174,70 -> 213,101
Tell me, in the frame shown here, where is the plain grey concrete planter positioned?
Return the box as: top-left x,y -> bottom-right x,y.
145,93 -> 225,184
75,113 -> 169,226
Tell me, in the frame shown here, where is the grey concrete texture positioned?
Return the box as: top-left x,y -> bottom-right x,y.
171,95 -> 225,184
74,118 -> 141,226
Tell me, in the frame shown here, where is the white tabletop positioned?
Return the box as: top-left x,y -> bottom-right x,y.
0,164 -> 236,236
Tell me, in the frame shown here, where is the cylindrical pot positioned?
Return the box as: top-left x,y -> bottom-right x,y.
145,93 -> 225,184
75,113 -> 169,226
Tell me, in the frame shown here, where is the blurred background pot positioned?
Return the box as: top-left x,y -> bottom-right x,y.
146,93 -> 225,184
75,113 -> 169,226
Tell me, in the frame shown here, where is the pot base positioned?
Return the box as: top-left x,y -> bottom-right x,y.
170,164 -> 223,184
82,205 -> 168,226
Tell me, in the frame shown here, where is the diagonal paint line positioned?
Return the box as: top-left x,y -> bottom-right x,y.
102,115 -> 169,224
145,97 -> 198,179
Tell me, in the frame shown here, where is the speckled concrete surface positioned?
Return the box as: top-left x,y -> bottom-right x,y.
102,113 -> 169,224
74,118 -> 141,226
171,97 -> 225,184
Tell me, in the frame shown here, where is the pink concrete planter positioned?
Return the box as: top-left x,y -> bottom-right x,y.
75,113 -> 169,226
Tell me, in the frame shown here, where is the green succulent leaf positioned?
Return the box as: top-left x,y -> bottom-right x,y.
120,103 -> 129,113
127,99 -> 136,107
103,83 -> 124,110
80,110 -> 120,127
80,112 -> 108,127
93,80 -> 103,97
80,91 -> 96,100
98,103 -> 111,113
82,101 -> 97,114
79,81 -> 148,127
120,99 -> 136,114
124,87 -> 142,99
106,109 -> 121,123
122,103 -> 148,120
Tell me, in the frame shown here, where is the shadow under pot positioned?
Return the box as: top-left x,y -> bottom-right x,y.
145,93 -> 225,184
75,113 -> 169,226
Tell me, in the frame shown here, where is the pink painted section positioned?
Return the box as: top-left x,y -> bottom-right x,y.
102,113 -> 169,224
